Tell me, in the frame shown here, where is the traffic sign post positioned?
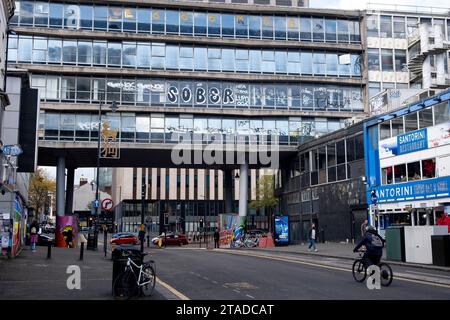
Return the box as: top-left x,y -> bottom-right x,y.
370,191 -> 379,231
101,198 -> 114,211
370,190 -> 378,205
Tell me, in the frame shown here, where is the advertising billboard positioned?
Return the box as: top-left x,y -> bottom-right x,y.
274,216 -> 289,246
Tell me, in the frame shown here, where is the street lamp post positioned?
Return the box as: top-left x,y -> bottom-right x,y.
140,170 -> 146,253
94,98 -> 118,246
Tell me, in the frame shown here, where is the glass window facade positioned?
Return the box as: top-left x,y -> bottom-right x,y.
299,133 -> 364,186
10,1 -> 361,44
9,35 -> 362,78
30,74 -> 364,111
38,111 -> 345,145
378,102 -> 449,140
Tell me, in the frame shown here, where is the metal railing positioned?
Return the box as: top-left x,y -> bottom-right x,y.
367,2 -> 450,15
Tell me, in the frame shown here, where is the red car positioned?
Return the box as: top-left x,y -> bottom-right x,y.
110,232 -> 139,246
152,233 -> 188,246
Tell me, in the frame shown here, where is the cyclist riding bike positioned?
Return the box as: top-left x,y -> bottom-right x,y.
353,225 -> 385,267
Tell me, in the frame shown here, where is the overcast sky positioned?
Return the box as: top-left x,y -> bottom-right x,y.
310,0 -> 449,9
41,166 -> 95,184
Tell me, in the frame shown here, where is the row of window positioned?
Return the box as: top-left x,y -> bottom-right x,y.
31,75 -> 365,111
381,159 -> 436,185
379,102 -> 449,141
12,1 -> 361,44
9,35 -> 362,77
298,134 -> 364,186
368,82 -> 411,99
366,14 -> 450,40
368,49 -> 407,72
39,112 -> 346,145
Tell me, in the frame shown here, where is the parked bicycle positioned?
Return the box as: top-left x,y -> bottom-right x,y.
352,250 -> 393,287
113,250 -> 156,300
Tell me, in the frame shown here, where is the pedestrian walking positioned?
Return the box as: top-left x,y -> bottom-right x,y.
29,220 -> 39,252
214,228 -> 220,248
360,219 -> 368,238
308,224 -> 317,252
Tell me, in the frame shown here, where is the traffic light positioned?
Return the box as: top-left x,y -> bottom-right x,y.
199,218 -> 204,229
164,213 -> 169,225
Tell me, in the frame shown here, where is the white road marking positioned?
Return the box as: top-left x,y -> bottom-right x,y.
233,289 -> 241,293
212,280 -> 218,284
246,294 -> 255,299
203,277 -> 209,281
213,249 -> 450,289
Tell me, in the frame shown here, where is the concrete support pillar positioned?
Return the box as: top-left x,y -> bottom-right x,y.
224,169 -> 233,213
56,156 -> 66,217
65,168 -> 75,215
238,162 -> 248,218
422,55 -> 432,89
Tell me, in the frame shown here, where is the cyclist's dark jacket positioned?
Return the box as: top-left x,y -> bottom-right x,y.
353,230 -> 385,256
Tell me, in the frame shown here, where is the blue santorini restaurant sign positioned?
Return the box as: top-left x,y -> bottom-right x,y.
397,129 -> 428,155
369,176 -> 450,203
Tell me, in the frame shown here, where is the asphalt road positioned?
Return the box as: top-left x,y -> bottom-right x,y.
151,248 -> 450,300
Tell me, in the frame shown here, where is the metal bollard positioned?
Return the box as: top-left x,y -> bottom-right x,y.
79,242 -> 84,261
47,241 -> 52,259
104,232 -> 108,257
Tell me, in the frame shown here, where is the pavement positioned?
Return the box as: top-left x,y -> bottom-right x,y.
0,243 -> 180,300
249,241 -> 450,272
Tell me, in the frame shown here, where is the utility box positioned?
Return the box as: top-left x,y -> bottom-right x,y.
431,235 -> 450,266
404,226 -> 448,264
385,226 -> 405,262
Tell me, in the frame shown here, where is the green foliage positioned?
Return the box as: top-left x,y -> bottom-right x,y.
250,175 -> 278,231
28,169 -> 56,215
249,174 -> 278,210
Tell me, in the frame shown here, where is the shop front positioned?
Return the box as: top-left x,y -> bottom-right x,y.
364,89 -> 450,234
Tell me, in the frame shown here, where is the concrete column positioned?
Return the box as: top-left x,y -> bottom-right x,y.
56,156 -> 66,217
422,55 -> 432,89
224,169 -> 233,213
65,168 -> 75,215
238,162 -> 248,218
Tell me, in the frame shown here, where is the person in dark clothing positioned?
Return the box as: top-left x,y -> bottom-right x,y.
63,227 -> 73,248
214,228 -> 220,248
353,225 -> 385,266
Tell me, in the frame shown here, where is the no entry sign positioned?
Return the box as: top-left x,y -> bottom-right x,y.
101,198 -> 114,211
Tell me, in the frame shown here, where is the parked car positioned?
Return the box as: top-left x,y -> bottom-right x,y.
110,232 -> 139,246
152,233 -> 188,246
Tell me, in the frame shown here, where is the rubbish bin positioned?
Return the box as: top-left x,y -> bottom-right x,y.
385,226 -> 405,262
87,233 -> 97,251
431,235 -> 450,267
112,246 -> 143,293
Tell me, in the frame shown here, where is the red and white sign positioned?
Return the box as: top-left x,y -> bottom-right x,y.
101,198 -> 114,211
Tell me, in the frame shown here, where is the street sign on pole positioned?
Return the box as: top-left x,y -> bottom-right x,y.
93,199 -> 99,209
2,145 -> 23,156
370,191 -> 378,205
101,198 -> 114,211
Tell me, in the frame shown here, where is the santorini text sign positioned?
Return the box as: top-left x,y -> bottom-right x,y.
396,129 -> 428,155
369,176 -> 450,203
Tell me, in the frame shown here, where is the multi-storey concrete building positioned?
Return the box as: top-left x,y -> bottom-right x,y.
7,0 -> 367,234
365,4 -> 450,102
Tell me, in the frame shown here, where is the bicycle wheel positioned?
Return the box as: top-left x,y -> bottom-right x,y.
140,264 -> 156,297
379,263 -> 393,287
352,259 -> 367,283
113,270 -> 138,300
